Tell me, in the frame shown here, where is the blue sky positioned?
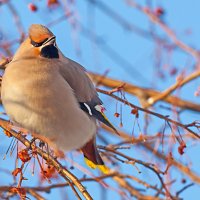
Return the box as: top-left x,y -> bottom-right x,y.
1,0 -> 200,199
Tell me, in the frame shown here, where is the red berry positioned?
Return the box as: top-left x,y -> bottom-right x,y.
18,149 -> 31,162
181,179 -> 186,184
114,112 -> 120,118
170,67 -> 177,76
155,7 -> 164,17
28,3 -> 37,12
178,141 -> 186,155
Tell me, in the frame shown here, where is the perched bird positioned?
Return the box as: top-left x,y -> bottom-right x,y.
1,24 -> 118,173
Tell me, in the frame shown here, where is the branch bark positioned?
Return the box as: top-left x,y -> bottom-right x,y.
88,72 -> 200,112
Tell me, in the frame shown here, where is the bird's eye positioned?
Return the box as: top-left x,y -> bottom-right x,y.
31,38 -> 48,47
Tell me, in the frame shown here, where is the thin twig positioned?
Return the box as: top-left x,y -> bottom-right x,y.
97,88 -> 200,139
148,69 -> 200,106
125,0 -> 200,61
176,183 -> 194,196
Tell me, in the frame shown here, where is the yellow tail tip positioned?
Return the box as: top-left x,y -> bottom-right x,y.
97,165 -> 110,174
84,158 -> 109,174
84,158 -> 97,169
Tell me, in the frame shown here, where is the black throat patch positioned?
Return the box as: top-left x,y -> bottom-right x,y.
40,45 -> 59,59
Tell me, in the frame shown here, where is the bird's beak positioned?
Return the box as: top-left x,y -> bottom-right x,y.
43,36 -> 56,46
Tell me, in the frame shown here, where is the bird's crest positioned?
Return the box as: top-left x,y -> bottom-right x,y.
29,24 -> 54,43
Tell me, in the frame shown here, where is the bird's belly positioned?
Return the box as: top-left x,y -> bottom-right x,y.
1,73 -> 96,151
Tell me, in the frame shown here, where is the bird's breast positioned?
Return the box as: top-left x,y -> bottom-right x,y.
1,60 -> 96,151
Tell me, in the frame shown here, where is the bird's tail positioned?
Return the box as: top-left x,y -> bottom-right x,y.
81,137 -> 109,174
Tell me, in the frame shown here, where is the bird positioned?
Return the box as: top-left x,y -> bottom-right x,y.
1,24 -> 118,173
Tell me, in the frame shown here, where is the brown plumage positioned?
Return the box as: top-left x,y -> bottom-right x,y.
1,24 -> 117,172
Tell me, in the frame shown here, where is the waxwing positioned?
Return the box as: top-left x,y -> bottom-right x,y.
1,24 -> 118,173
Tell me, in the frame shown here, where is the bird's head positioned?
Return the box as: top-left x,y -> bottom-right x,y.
13,24 -> 59,60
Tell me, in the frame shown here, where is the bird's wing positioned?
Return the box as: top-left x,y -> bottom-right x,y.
59,57 -> 119,134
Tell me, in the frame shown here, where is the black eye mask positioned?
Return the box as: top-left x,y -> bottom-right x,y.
40,44 -> 59,59
31,38 -> 48,47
